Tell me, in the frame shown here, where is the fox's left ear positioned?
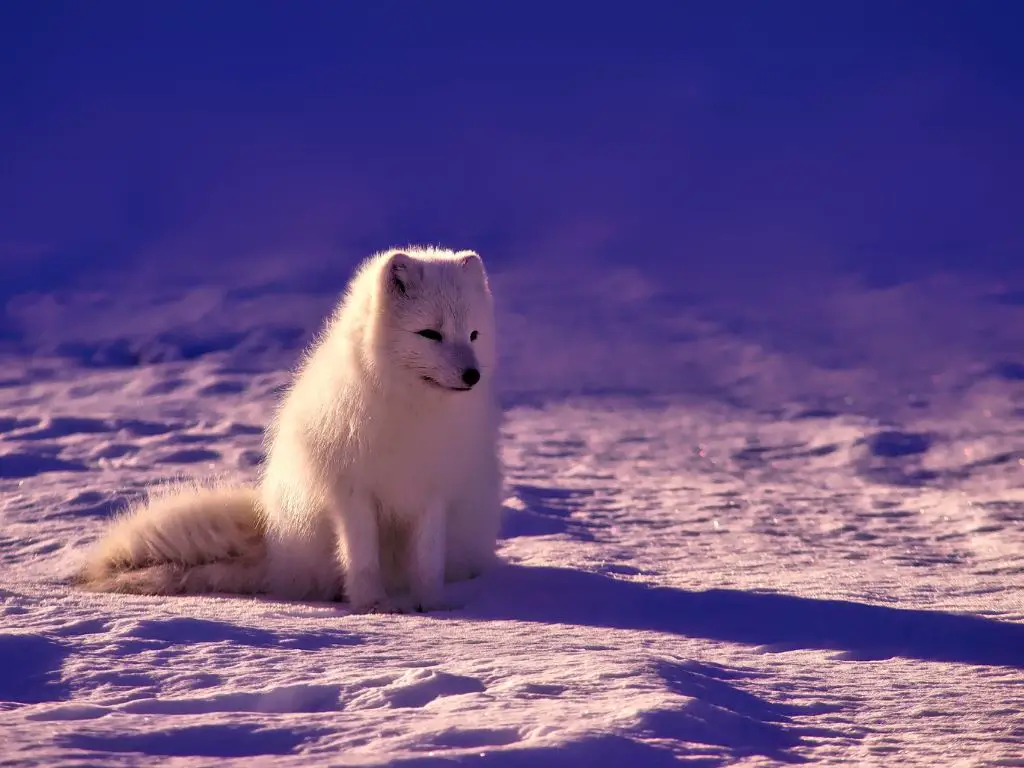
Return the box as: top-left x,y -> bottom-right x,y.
456,250 -> 489,288
384,250 -> 424,299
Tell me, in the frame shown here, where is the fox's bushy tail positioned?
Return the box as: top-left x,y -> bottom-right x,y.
74,484 -> 267,596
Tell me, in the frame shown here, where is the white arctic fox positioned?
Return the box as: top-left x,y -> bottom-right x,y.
75,246 -> 504,613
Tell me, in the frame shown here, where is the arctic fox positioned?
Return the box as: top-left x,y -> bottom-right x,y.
75,246 -> 504,613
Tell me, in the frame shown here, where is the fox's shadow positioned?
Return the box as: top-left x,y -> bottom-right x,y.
453,565 -> 1024,669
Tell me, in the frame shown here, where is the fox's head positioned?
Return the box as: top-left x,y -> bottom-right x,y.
373,248 -> 497,394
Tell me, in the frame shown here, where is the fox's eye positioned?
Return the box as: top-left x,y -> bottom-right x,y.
470,331 -> 479,342
416,329 -> 443,342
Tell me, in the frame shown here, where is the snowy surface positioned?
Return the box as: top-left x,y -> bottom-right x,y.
1,259 -> 1023,766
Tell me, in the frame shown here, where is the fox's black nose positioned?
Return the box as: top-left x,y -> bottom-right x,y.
461,368 -> 481,388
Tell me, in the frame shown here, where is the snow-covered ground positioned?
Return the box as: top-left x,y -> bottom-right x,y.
1,256 -> 1022,765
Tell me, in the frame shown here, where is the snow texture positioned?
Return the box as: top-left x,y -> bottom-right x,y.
0,256 -> 1022,767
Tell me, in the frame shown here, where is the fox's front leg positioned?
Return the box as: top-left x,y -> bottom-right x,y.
408,502 -> 447,612
331,488 -> 394,613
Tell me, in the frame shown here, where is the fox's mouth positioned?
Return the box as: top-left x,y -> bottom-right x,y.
421,376 -> 472,392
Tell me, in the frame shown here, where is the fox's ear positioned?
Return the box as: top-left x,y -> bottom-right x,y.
384,251 -> 423,298
456,250 -> 488,287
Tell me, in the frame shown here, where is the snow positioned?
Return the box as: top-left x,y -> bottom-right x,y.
1,258 -> 1023,766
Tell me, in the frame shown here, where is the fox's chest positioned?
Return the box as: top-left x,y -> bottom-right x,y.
360,406 -> 488,510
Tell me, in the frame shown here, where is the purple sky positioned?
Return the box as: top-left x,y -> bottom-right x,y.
2,2 -> 1022,295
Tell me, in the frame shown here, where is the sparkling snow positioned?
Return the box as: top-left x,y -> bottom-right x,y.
1,260 -> 1022,765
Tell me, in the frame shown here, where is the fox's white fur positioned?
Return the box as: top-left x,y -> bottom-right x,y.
76,247 -> 504,613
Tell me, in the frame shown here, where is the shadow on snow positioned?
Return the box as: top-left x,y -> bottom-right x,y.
458,565 -> 1024,669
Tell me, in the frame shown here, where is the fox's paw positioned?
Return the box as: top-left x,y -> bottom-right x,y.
350,596 -> 402,615
366,595 -> 461,615
347,590 -> 462,615
348,594 -> 437,615
409,593 -> 464,614
346,581 -> 397,615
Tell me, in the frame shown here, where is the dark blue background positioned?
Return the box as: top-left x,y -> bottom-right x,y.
2,1 -> 1022,297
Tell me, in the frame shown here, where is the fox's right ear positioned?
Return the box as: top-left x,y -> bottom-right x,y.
455,250 -> 489,290
384,251 -> 423,299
